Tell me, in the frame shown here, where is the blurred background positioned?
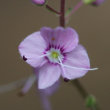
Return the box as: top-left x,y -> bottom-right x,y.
0,0 -> 109,110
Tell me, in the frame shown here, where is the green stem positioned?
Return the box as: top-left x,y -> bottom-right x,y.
71,79 -> 88,99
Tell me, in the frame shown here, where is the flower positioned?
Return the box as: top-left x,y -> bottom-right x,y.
82,0 -> 105,6
18,27 -> 97,89
32,0 -> 46,5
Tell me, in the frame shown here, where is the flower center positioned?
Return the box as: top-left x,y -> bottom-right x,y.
45,48 -> 64,64
51,52 -> 59,59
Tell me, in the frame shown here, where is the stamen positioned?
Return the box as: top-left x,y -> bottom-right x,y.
24,53 -> 50,60
63,64 -> 98,71
58,56 -> 63,64
51,37 -> 55,41
58,57 -> 66,77
39,53 -> 50,58
64,78 -> 70,82
23,56 -> 27,61
58,57 -> 98,71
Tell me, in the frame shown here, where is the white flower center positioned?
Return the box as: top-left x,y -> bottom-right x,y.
46,48 -> 64,64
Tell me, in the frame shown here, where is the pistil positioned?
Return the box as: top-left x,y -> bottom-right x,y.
51,52 -> 59,59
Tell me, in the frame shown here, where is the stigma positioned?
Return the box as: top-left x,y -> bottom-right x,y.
51,52 -> 59,59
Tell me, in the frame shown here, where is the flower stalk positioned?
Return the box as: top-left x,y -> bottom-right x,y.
46,5 -> 61,15
59,0 -> 100,110
72,79 -> 100,110
60,0 -> 65,27
72,79 -> 88,99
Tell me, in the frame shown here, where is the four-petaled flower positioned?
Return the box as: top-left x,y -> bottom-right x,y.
18,27 -> 97,89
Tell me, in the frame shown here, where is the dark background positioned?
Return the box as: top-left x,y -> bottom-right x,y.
0,0 -> 109,110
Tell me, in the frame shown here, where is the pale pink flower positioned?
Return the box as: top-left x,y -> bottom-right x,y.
18,27 -> 97,89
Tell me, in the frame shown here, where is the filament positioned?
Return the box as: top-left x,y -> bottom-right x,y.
58,57 -> 98,71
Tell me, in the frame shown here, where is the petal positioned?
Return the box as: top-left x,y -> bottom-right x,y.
62,45 -> 90,79
40,27 -> 53,45
38,63 -> 61,89
40,80 -> 60,96
53,27 -> 79,52
34,68 -> 60,94
18,31 -> 47,68
40,27 -> 79,52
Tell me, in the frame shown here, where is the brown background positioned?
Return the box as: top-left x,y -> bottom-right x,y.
0,0 -> 110,110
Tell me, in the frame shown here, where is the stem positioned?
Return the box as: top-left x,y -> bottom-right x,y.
46,5 -> 61,15
0,77 -> 28,94
71,79 -> 88,99
59,0 -> 88,101
60,0 -> 65,27
39,91 -> 52,110
72,79 -> 100,110
59,1 -> 100,110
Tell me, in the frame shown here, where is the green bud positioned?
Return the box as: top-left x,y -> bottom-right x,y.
82,0 -> 96,4
86,95 -> 96,107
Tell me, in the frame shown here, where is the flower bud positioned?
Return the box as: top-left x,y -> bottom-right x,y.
92,0 -> 105,6
82,0 -> 96,4
82,0 -> 105,6
32,0 -> 46,6
86,95 -> 96,108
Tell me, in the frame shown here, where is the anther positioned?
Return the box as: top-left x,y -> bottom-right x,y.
23,56 -> 27,61
51,37 -> 55,41
64,78 -> 70,82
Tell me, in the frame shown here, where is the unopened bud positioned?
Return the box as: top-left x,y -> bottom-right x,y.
82,0 -> 96,4
82,0 -> 105,6
86,95 -> 96,107
32,0 -> 46,6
